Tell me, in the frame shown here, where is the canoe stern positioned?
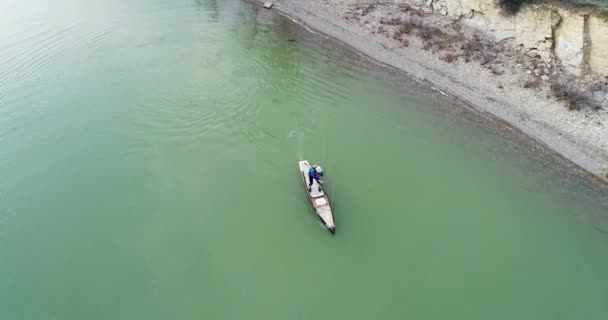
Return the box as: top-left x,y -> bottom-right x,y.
316,207 -> 335,233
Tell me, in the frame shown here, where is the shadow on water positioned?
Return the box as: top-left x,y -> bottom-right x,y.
194,0 -> 218,20
238,4 -> 303,93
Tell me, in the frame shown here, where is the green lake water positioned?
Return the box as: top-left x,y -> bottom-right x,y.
2,0 -> 608,319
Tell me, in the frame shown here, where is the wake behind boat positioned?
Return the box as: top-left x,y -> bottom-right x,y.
299,160 -> 335,234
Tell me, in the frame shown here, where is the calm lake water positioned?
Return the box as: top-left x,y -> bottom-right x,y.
2,0 -> 608,319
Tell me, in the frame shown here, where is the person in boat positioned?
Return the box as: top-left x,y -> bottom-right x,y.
308,165 -> 324,191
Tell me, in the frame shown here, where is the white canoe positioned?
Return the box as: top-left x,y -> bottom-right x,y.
299,160 -> 335,234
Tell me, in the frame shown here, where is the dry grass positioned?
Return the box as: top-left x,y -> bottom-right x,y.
550,80 -> 584,110
442,52 -> 459,63
377,25 -> 387,36
399,4 -> 424,17
361,4 -> 376,16
523,78 -> 542,89
393,24 -> 412,38
381,17 -> 405,26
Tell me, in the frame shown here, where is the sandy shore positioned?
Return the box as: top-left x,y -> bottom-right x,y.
253,0 -> 608,183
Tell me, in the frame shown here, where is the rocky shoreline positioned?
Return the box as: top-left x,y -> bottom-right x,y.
252,0 -> 608,183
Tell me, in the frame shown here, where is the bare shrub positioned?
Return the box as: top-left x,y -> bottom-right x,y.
361,4 -> 376,16
399,4 -> 424,17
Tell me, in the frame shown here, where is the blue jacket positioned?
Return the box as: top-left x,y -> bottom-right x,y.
308,167 -> 323,182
